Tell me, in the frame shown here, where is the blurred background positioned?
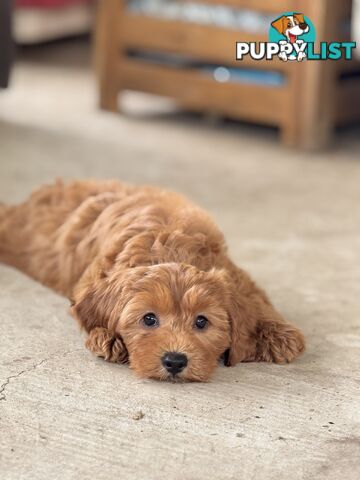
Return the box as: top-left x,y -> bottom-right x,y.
1,1 -> 360,153
0,0 -> 359,243
1,0 -> 360,270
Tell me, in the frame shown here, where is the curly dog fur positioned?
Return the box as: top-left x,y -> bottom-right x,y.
0,179 -> 304,381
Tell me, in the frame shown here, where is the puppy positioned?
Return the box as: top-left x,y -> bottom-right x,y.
0,180 -> 304,381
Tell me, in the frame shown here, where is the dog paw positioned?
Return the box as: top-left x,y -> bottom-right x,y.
278,52 -> 288,62
86,327 -> 128,363
256,321 -> 305,364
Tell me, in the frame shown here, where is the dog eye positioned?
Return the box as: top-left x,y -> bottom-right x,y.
194,315 -> 208,330
142,313 -> 159,328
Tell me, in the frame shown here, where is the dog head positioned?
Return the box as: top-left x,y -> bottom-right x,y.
72,262 -> 242,381
271,13 -> 309,43
116,263 -> 232,381
72,259 -> 304,381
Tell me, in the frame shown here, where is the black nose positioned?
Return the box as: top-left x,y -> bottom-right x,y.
162,352 -> 188,375
300,22 -> 308,30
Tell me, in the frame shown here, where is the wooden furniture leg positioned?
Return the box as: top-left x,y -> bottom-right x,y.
280,64 -> 303,148
94,0 -> 123,112
293,0 -> 340,150
0,0 -> 14,89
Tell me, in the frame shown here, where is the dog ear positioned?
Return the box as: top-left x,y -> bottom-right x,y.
71,283 -> 108,332
294,13 -> 305,24
223,263 -> 305,366
71,262 -> 148,333
70,259 -> 124,332
271,15 -> 287,34
224,290 -> 261,366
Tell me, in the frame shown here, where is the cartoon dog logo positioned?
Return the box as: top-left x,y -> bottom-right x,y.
271,13 -> 310,61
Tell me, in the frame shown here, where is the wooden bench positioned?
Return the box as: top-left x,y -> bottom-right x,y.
95,0 -> 360,149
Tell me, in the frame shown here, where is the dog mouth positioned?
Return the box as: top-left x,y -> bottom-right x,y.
158,368 -> 186,382
167,373 -> 186,383
289,32 -> 297,43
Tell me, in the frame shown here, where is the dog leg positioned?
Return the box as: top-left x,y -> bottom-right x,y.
224,260 -> 305,365
85,327 -> 128,363
250,302 -> 305,363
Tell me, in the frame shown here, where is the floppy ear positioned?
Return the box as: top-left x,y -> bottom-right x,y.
271,16 -> 287,35
294,13 -> 305,24
224,292 -> 258,365
70,261 -> 112,332
70,254 -> 132,331
71,260 -> 129,362
223,262 -> 305,366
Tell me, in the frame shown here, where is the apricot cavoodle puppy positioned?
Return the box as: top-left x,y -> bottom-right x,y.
0,180 -> 304,381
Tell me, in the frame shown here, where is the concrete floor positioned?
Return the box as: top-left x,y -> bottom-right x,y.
0,40 -> 360,480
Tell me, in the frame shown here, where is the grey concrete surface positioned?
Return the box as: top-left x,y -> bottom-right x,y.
0,40 -> 359,480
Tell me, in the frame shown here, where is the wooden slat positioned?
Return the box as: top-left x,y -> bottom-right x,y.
120,58 -> 289,125
336,59 -> 360,74
191,0 -> 352,16
336,79 -> 360,124
180,0 -> 293,13
122,14 -> 287,71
